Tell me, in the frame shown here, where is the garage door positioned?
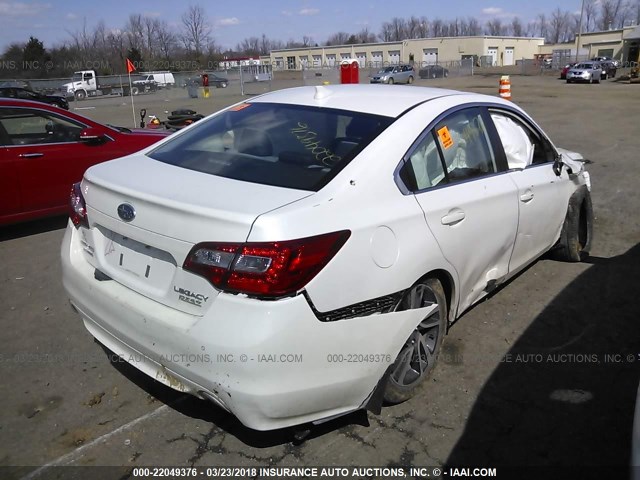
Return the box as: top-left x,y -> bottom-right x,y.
388,50 -> 400,65
487,47 -> 498,66
423,48 -> 438,65
371,51 -> 383,68
356,52 -> 366,67
326,54 -> 336,67
340,52 -> 351,62
504,47 -> 514,66
312,55 -> 322,68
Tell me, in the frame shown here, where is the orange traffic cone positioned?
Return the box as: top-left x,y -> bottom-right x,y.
499,75 -> 512,101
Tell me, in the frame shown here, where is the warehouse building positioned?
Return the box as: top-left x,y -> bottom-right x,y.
528,26 -> 640,64
270,36 -> 545,70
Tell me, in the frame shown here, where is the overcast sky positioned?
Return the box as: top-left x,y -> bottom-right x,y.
0,0 -> 589,51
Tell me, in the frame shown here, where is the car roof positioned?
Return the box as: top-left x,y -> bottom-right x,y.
0,97 -> 102,123
248,84 -> 471,117
0,97 -> 58,108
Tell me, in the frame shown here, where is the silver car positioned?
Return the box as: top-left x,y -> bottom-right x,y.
370,65 -> 415,84
566,62 -> 602,84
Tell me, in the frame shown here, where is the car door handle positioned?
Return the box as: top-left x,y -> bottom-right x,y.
441,209 -> 466,226
520,191 -> 534,203
18,152 -> 44,158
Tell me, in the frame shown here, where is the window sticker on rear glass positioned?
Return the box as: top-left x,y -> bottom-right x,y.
437,126 -> 454,150
229,103 -> 251,112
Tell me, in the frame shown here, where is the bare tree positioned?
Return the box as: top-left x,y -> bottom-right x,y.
259,34 -> 271,55
466,17 -> 481,35
326,32 -> 350,45
536,13 -> 549,40
355,28 -> 377,43
511,17 -> 524,37
416,17 -> 430,37
142,17 -> 158,59
599,0 -> 625,29
406,16 -> 423,39
486,19 -> 505,36
431,18 -> 444,37
155,20 -> 176,60
583,0 -> 598,32
181,5 -> 211,57
237,37 -> 260,56
379,17 -> 407,41
447,18 -> 461,37
549,8 -> 571,43
125,14 -> 144,52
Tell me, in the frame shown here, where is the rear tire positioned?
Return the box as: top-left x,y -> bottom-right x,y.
74,90 -> 86,100
552,186 -> 593,262
383,277 -> 447,404
388,77 -> 394,84
407,75 -> 414,84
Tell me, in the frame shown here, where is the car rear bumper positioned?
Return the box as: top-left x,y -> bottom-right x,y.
61,221 -> 423,430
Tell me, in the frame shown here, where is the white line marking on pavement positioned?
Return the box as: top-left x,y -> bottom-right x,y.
21,402 -> 178,480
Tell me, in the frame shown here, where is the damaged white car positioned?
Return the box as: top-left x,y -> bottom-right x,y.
61,84 -> 593,431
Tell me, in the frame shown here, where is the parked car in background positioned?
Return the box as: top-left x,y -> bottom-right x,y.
370,65 -> 415,84
183,75 -> 229,88
0,98 -> 169,225
62,84 -> 593,432
418,65 -> 449,79
0,87 -> 69,109
598,60 -> 617,79
592,56 -> 620,68
566,62 -> 602,83
560,63 -> 577,80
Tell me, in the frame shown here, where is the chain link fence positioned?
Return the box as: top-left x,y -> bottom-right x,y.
302,59 -> 474,85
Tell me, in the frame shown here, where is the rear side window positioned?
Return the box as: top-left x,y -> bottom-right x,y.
148,103 -> 392,191
399,107 -> 499,192
433,108 -> 496,184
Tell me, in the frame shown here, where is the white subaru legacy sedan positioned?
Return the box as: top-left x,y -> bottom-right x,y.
62,85 -> 593,431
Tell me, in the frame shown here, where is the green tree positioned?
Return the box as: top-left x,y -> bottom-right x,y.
23,36 -> 46,62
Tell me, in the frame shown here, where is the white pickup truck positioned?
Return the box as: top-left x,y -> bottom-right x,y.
137,71 -> 175,87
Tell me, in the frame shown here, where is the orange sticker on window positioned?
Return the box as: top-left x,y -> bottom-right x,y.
437,126 -> 454,150
229,103 -> 251,111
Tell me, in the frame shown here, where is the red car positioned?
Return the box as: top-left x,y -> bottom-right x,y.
0,98 -> 169,225
561,63 -> 577,80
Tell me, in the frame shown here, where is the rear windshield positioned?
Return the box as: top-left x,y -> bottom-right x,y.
148,102 -> 392,191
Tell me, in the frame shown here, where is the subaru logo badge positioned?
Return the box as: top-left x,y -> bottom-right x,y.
117,203 -> 136,222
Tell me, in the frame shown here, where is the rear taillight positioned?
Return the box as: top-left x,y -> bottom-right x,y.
183,231 -> 351,298
69,182 -> 88,228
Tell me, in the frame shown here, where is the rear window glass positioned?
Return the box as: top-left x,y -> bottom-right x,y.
147,102 -> 392,191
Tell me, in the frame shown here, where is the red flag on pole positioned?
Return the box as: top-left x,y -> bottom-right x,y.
126,58 -> 135,74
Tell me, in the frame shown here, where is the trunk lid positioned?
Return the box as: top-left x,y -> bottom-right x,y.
80,153 -> 312,315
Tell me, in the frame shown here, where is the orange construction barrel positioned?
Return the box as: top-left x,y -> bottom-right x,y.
499,75 -> 512,101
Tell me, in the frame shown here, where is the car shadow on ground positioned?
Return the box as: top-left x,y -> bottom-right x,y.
98,341 -> 370,448
0,215 -> 68,242
446,243 -> 640,476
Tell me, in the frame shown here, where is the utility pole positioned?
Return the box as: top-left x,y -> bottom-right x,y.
576,0 -> 585,63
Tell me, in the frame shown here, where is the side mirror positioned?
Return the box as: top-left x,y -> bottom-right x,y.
79,127 -> 108,144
